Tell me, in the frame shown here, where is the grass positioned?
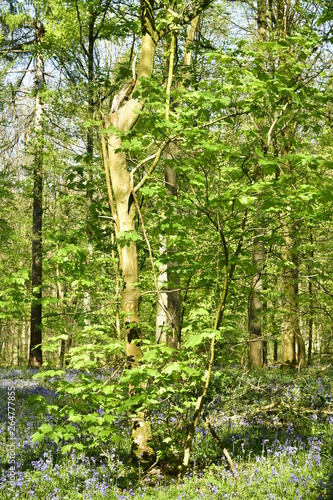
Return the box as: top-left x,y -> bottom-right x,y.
0,365 -> 332,499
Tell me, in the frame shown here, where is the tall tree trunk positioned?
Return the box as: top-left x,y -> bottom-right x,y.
274,336 -> 278,362
156,235 -> 168,343
248,0 -> 266,368
155,34 -> 176,347
165,148 -> 181,347
86,13 -> 95,235
293,239 -> 306,368
29,25 -> 44,368
308,280 -> 313,365
262,280 -> 268,365
107,129 -> 155,463
83,9 -> 96,331
156,17 -> 199,348
156,140 -> 181,348
17,323 -> 20,365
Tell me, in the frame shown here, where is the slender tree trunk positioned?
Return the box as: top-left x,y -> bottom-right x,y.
274,337 -> 278,362
167,16 -> 199,347
29,29 -> 44,368
86,14 -> 94,233
293,247 -> 306,368
83,11 -> 96,331
308,283 -> 313,365
248,0 -> 266,368
2,318 -> 7,365
11,326 -> 14,365
248,235 -> 264,367
156,235 -> 168,343
17,323 -> 20,365
0,322 -> 3,364
307,230 -> 314,365
56,257 -> 67,368
262,284 -> 268,365
281,230 -> 295,365
156,18 -> 199,348
29,150 -> 43,368
281,226 -> 306,368
156,141 -> 181,348
22,321 -> 26,363
165,153 -> 181,347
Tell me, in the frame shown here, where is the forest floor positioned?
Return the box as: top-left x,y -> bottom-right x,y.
0,364 -> 332,499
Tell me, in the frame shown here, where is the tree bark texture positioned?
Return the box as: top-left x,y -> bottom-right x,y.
86,9 -> 95,237
292,241 -> 306,368
156,142 -> 181,348
165,152 -> 181,347
281,231 -> 295,365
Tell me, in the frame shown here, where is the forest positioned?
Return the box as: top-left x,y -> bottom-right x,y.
0,0 -> 333,498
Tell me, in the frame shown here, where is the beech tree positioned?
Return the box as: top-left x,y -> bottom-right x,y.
1,0 -> 333,476
101,0 -> 213,463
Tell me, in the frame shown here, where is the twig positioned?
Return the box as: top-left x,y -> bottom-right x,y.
133,139 -> 170,192
131,184 -> 174,327
181,261 -> 229,474
96,363 -> 126,393
206,421 -> 239,480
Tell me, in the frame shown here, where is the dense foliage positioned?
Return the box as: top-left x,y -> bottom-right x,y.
0,0 -> 332,497
1,367 -> 333,498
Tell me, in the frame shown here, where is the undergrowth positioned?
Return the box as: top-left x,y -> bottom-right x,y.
0,365 -> 332,499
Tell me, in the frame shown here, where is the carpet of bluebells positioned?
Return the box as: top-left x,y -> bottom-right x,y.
0,366 -> 332,499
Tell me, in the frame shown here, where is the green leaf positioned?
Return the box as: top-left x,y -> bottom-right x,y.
162,362 -> 180,375
184,329 -> 214,348
116,231 -> 143,246
39,423 -> 53,434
